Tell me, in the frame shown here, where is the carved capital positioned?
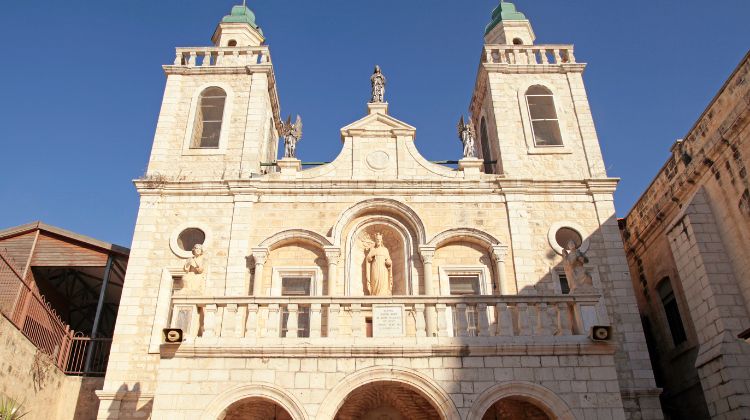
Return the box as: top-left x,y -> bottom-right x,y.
251,247 -> 269,265
418,246 -> 436,264
491,245 -> 509,263
323,246 -> 342,264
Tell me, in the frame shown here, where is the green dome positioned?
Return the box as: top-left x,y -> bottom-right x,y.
222,5 -> 263,35
485,1 -> 527,35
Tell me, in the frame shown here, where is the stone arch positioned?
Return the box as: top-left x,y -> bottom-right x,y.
469,381 -> 575,420
259,229 -> 333,251
202,383 -> 309,420
428,228 -> 501,250
332,199 -> 427,247
317,366 -> 460,420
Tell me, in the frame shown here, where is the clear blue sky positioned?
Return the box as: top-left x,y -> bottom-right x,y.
1,1 -> 748,247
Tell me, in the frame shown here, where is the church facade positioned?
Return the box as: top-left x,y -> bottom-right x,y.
97,3 -> 662,419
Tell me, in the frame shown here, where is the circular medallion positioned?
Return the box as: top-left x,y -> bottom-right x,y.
366,150 -> 390,170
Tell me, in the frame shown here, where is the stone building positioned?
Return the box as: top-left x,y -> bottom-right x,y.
619,52 -> 750,419
98,3 -> 662,419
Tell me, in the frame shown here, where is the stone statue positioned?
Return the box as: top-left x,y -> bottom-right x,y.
365,233 -> 393,296
182,244 -> 206,294
457,116 -> 478,158
370,65 -> 386,103
281,115 -> 302,158
562,240 -> 594,293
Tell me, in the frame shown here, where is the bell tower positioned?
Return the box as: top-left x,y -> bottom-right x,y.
469,1 -> 607,179
144,4 -> 281,181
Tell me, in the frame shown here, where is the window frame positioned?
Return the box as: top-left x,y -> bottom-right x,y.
525,86 -> 563,147
518,84 -> 572,155
182,83 -> 233,156
657,277 -> 688,347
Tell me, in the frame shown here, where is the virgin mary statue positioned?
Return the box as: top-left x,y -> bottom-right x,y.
366,233 -> 393,296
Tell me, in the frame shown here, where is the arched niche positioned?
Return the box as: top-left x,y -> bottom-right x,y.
345,216 -> 416,296
332,199 -> 427,247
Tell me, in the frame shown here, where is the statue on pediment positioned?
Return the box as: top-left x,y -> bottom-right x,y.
370,65 -> 386,103
457,116 -> 478,158
281,115 -> 302,158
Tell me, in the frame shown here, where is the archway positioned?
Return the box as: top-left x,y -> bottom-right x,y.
202,383 -> 308,420
220,397 -> 294,420
481,398 -> 550,420
468,382 -> 574,420
317,366 -> 460,420
334,382 -> 441,420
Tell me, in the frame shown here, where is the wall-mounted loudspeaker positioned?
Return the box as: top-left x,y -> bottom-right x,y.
163,328 -> 183,344
589,325 -> 612,341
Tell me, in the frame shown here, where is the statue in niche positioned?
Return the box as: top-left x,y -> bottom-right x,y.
562,240 -> 594,293
457,115 -> 477,158
363,232 -> 393,296
281,114 -> 302,158
370,65 -> 386,103
182,244 -> 206,294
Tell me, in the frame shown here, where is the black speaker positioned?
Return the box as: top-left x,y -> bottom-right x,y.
163,328 -> 183,344
590,325 -> 612,341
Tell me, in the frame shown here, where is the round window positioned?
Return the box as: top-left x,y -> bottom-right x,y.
177,228 -> 206,252
555,227 -> 582,249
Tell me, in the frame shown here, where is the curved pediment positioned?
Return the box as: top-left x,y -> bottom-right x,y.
340,103 -> 416,140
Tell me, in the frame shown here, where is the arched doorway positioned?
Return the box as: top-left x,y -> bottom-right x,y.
220,397 -> 294,420
481,397 -> 551,420
334,381 -> 441,420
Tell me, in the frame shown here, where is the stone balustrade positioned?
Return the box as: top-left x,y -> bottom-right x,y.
172,46 -> 272,67
482,44 -> 576,65
168,295 -> 601,342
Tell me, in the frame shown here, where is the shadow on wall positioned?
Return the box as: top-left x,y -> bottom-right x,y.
108,383 -> 153,420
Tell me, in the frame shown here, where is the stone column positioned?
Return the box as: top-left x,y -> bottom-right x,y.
251,248 -> 269,296
323,247 -> 341,296
419,246 -> 437,337
491,245 -> 510,295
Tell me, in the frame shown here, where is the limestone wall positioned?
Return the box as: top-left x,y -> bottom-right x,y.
147,354 -> 633,420
0,314 -> 103,420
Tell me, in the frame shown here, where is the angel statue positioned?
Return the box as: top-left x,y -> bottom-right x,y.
361,232 -> 393,296
370,65 -> 386,103
457,115 -> 478,158
281,115 -> 303,158
562,240 -> 594,293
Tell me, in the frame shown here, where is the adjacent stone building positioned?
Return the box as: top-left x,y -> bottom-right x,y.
620,52 -> 750,419
98,3 -> 662,419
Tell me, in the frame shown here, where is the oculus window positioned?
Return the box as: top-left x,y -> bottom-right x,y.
191,87 -> 227,149
525,85 -> 563,146
176,228 -> 205,252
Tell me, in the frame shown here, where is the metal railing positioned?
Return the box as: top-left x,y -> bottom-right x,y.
0,249 -> 110,376
65,335 -> 113,376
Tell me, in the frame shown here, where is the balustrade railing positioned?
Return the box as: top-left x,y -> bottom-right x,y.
173,46 -> 272,67
482,44 -> 576,65
169,295 -> 601,341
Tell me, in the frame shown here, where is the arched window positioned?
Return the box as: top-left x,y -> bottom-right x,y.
512,38 -> 523,45
227,39 -> 237,47
480,117 -> 494,173
525,85 -> 562,146
191,87 -> 227,149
